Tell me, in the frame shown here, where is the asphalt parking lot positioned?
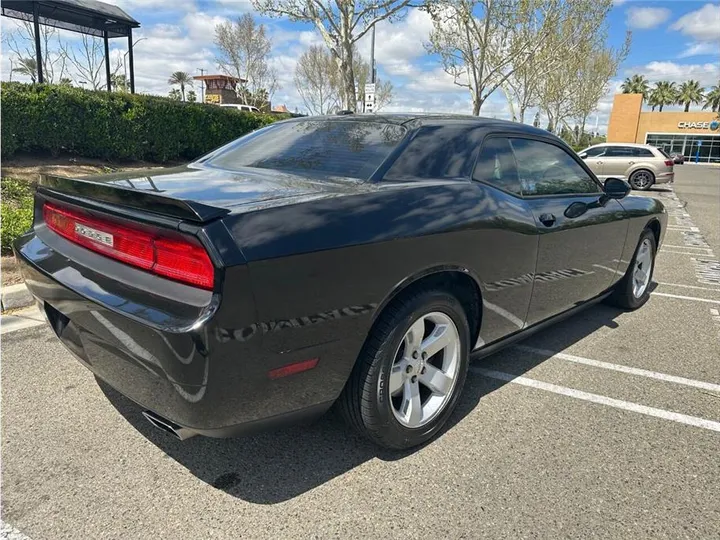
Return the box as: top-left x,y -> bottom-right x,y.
2,166 -> 719,539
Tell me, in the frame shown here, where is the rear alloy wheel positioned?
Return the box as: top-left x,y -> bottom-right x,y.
608,228 -> 657,309
629,169 -> 654,191
338,289 -> 470,449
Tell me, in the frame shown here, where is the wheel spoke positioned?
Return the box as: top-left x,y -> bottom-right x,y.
419,364 -> 453,396
401,379 -> 422,425
389,362 -> 405,395
404,318 -> 425,350
420,323 -> 452,359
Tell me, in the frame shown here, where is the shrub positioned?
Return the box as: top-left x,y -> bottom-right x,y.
1,82 -> 288,163
1,178 -> 34,254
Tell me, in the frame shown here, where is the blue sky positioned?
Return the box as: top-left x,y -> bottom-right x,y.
2,0 -> 719,132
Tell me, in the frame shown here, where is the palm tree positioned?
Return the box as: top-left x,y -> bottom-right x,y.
168,71 -> 193,101
621,74 -> 650,100
12,57 -> 38,84
676,80 -> 705,112
649,81 -> 677,112
703,82 -> 720,112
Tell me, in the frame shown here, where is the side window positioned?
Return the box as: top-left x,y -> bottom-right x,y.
384,126 -> 483,180
605,146 -> 634,157
472,137 -> 522,195
633,147 -> 654,157
584,147 -> 606,157
509,138 -> 601,196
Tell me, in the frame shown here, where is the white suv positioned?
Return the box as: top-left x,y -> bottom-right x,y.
578,143 -> 675,191
219,104 -> 260,113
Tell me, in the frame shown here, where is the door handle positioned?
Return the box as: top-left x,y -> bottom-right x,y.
539,213 -> 556,227
596,160 -> 603,165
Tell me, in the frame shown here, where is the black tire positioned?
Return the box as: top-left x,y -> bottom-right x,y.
629,169 -> 655,191
607,228 -> 656,310
338,288 -> 470,450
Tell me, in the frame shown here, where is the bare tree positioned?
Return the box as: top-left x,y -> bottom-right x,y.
215,14 -> 278,108
253,0 -> 412,111
59,35 -> 109,90
2,20 -> 66,83
294,45 -> 340,114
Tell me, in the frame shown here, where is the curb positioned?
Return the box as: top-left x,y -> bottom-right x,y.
1,283 -> 34,312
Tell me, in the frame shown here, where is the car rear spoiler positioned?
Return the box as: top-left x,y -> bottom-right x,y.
37,174 -> 230,224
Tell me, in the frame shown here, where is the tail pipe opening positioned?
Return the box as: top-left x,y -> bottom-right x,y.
142,410 -> 197,441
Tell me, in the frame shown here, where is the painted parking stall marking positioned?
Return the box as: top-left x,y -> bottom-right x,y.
471,367 -> 720,433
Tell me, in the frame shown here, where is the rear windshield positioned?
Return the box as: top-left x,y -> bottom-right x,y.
656,147 -> 672,159
203,120 -> 407,180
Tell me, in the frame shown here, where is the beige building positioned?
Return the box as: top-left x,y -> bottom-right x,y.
607,93 -> 719,163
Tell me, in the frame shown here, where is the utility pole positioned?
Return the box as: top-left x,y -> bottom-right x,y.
370,25 -> 376,84
198,68 -> 206,103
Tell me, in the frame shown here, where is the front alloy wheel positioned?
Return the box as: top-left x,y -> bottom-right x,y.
632,238 -> 653,298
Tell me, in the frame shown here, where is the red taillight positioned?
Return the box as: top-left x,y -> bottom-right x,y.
664,160 -> 674,167
43,203 -> 214,290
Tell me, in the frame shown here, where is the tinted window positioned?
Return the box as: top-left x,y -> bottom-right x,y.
656,147 -> 672,159
604,146 -> 635,157
632,147 -> 655,157
205,120 -> 407,179
384,126 -> 483,180
583,147 -> 606,157
473,137 -> 522,195
510,138 -> 601,196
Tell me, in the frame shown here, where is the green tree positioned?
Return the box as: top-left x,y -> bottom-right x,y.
187,90 -> 197,102
111,73 -> 128,92
676,80 -> 704,112
168,88 -> 182,101
11,57 -> 37,83
649,81 -> 677,112
704,82 -> 720,112
168,71 -> 193,101
620,74 -> 649,100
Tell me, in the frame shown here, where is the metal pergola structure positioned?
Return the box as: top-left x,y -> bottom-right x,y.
1,0 -> 141,92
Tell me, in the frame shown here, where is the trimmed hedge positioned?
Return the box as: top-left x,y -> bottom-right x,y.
1,82 -> 286,163
1,178 -> 34,254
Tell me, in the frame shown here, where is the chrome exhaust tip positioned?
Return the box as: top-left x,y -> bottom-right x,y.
142,411 -> 197,440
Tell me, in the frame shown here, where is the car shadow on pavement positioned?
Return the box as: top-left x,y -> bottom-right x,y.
100,301 -> 626,505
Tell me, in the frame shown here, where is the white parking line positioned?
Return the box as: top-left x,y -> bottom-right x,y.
514,345 -> 720,392
471,367 -> 720,433
657,282 -> 720,292
651,292 -> 720,305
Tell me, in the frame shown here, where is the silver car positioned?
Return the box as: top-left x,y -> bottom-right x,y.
578,143 -> 675,191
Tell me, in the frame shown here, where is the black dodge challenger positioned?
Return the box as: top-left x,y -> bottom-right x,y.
14,114 -> 667,449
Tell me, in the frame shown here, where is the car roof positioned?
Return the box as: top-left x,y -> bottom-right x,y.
589,142 -> 656,149
287,112 -> 551,136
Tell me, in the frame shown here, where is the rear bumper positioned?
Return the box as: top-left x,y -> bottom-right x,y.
13,230 -> 343,438
655,171 -> 675,184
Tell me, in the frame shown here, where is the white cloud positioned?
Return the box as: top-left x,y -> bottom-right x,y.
678,42 -> 719,58
626,7 -> 671,30
627,61 -> 720,87
670,3 -> 720,42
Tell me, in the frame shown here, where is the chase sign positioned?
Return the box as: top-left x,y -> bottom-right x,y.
677,120 -> 720,130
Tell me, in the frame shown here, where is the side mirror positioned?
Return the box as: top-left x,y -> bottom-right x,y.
579,153 -> 588,159
604,177 -> 631,199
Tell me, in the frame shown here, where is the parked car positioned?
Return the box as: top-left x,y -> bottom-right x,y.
219,103 -> 260,113
670,152 -> 685,165
15,116 -> 667,450
577,143 -> 674,190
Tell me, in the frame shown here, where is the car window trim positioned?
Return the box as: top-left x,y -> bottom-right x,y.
498,133 -> 605,197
